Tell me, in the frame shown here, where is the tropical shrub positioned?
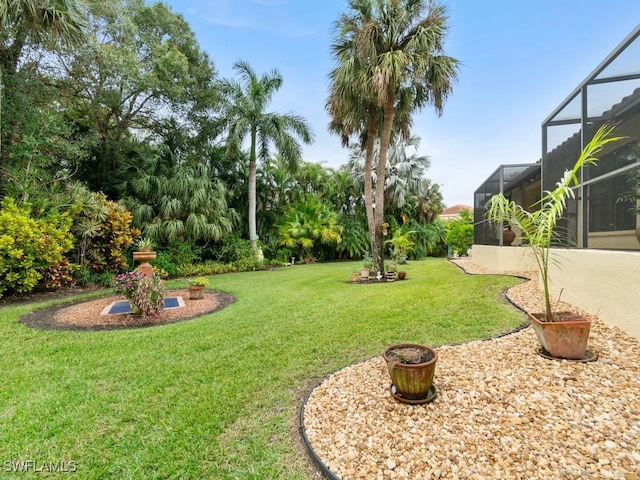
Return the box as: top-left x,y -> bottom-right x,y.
411,219 -> 447,257
0,198 -> 74,296
178,261 -> 235,277
384,225 -> 416,261
276,195 -> 342,263
3,177 -> 139,275
204,233 -> 254,264
445,210 -> 474,256
151,242 -> 201,278
113,271 -> 166,316
43,258 -> 78,290
151,252 -> 180,278
336,217 -> 369,259
79,196 -> 139,273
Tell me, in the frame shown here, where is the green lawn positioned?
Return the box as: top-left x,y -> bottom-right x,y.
0,258 -> 525,479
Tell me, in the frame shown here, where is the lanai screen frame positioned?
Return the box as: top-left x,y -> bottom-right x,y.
473,163 -> 540,246
542,23 -> 640,248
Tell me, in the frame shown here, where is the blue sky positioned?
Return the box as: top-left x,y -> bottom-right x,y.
162,0 -> 640,208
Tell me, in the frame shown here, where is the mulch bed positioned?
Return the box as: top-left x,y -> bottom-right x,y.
18,290 -> 236,331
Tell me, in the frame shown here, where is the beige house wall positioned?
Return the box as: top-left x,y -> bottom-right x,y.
469,244 -> 538,273
588,230 -> 640,250
470,245 -> 640,338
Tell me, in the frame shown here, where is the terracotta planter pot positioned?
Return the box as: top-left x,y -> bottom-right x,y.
189,285 -> 205,300
383,344 -> 437,400
397,271 -> 406,280
503,228 -> 516,246
528,312 -> 592,360
350,273 -> 360,283
133,251 -> 157,263
133,251 -> 157,277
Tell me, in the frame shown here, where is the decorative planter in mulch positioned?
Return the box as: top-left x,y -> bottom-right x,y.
133,250 -> 157,277
528,312 -> 595,361
188,285 -> 205,300
383,343 -> 438,404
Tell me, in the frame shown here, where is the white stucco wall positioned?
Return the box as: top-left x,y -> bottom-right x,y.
470,245 -> 640,339
469,244 -> 538,273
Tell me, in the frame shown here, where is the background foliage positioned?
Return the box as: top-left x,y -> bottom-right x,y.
0,0 -> 458,296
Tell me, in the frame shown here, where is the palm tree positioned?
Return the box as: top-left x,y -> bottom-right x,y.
276,195 -> 342,263
121,148 -> 238,245
413,178 -> 444,224
258,155 -> 296,213
347,135 -> 432,212
385,136 -> 431,210
326,168 -> 362,217
0,0 -> 87,156
327,26 -> 381,269
0,0 -> 86,64
328,0 -> 459,273
218,60 -> 314,253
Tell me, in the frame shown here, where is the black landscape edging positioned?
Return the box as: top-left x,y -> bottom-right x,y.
299,325 -> 532,479
299,261 -> 536,478
299,385 -> 340,480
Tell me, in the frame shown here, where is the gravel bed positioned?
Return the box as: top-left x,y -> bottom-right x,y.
302,260 -> 640,479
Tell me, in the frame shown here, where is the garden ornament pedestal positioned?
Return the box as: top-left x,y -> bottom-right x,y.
133,251 -> 157,277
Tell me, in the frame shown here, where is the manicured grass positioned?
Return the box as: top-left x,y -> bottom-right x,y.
0,258 -> 525,479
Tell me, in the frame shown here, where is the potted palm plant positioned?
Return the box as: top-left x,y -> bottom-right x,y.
485,123 -> 621,360
385,229 -> 414,280
384,228 -> 415,265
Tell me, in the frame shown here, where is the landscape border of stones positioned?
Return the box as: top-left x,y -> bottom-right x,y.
301,259 -> 640,480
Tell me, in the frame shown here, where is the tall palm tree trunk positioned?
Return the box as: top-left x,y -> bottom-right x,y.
248,160 -> 258,247
248,130 -> 258,250
372,93 -> 395,274
363,114 -> 377,268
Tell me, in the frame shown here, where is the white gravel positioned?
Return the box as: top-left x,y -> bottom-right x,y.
302,260 -> 640,480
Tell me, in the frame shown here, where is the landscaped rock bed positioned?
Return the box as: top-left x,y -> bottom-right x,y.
302,259 -> 640,479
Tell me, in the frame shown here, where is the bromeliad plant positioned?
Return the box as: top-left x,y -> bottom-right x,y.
114,271 -> 166,316
136,237 -> 155,252
485,123 -> 621,321
189,277 -> 209,287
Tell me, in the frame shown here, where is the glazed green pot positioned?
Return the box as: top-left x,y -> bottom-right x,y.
383,343 -> 437,400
